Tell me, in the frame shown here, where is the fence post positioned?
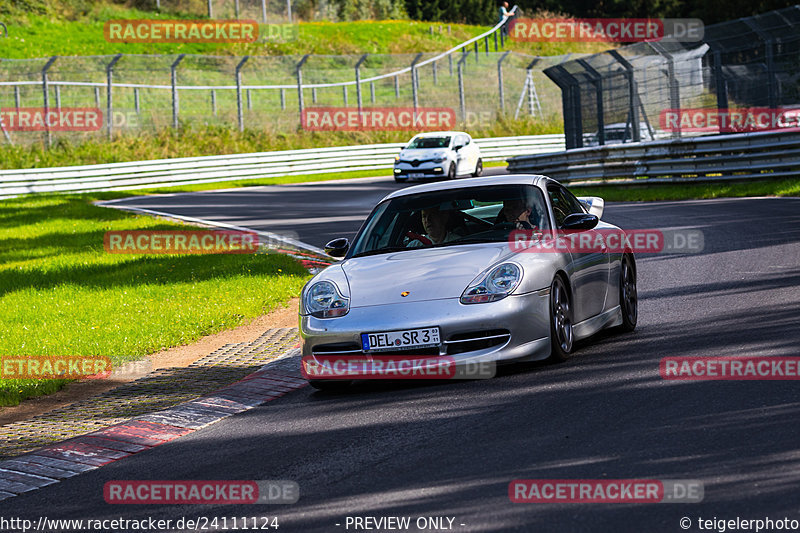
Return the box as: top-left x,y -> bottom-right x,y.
296,54 -> 309,117
41,56 -> 58,148
394,76 -> 399,98
134,87 -> 140,114
280,88 -> 286,109
370,82 -> 375,104
494,30 -> 498,51
171,54 -> 185,130
94,87 -> 100,108
235,55 -> 249,132
449,53 -> 454,76
410,52 -> 423,112
474,41 -> 479,63
207,0 -> 213,18
343,86 -> 348,106
55,86 -> 61,110
286,0 -> 292,23
485,35 -> 489,56
211,90 -> 216,116
14,86 -> 20,108
312,87 -> 317,104
577,59 -> 604,145
544,65 -> 582,149
106,53 -> 123,140
247,89 -> 252,110
355,53 -> 368,113
497,50 -> 511,113
649,42 -> 680,138
608,50 -> 640,142
261,0 -> 267,23
235,0 -> 240,18
744,19 -> 777,109
458,51 -> 470,121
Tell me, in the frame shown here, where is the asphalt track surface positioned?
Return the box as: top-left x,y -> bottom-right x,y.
4,174 -> 800,532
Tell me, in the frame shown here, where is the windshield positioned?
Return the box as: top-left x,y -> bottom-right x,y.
349,184 -> 550,257
406,136 -> 451,149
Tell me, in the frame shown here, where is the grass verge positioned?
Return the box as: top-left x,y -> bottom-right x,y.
0,118 -> 562,170
574,177 -> 800,202
0,193 -> 311,406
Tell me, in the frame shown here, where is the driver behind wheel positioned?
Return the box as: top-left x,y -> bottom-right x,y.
500,198 -> 539,230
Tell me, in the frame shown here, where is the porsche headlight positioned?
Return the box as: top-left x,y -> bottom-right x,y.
460,263 -> 521,304
304,281 -> 350,318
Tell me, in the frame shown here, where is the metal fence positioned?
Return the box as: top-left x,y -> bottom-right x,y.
0,12 -> 570,148
547,6 -> 800,149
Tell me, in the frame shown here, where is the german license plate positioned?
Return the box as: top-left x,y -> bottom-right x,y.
409,173 -> 425,178
361,327 -> 441,353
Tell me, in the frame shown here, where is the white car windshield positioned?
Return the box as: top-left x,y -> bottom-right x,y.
350,184 -> 550,257
406,136 -> 451,149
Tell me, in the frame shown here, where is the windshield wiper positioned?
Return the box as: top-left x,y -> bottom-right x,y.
352,246 -> 410,258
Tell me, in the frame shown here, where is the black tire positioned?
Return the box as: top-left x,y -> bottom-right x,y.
447,163 -> 456,180
472,158 -> 483,177
548,275 -> 574,362
618,254 -> 638,332
309,380 -> 352,391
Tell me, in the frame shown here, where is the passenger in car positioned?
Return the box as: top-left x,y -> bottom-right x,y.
408,207 -> 466,246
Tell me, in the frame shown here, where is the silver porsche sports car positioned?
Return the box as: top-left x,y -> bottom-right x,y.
299,175 -> 638,389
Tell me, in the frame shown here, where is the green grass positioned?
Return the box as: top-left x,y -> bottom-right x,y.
574,177 -> 800,202
0,5 -> 613,59
0,193 -> 311,406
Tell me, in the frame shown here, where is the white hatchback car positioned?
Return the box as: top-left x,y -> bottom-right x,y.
393,131 -> 482,182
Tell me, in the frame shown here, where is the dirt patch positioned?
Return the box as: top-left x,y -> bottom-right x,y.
0,299 -> 300,426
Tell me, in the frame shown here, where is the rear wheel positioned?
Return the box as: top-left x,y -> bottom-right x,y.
472,158 -> 483,177
447,163 -> 456,180
548,275 -> 574,362
618,255 -> 638,332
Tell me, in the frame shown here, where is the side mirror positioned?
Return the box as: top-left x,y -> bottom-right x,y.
562,213 -> 599,231
324,238 -> 350,258
576,196 -> 604,219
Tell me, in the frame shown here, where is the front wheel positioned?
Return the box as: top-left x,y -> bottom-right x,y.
548,275 -> 574,362
472,158 -> 483,177
618,255 -> 638,332
447,163 -> 456,180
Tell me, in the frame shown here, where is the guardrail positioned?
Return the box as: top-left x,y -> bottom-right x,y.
0,134 -> 564,198
508,129 -> 800,184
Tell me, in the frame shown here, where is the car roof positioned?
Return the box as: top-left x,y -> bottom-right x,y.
409,131 -> 467,138
382,175 -> 552,201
